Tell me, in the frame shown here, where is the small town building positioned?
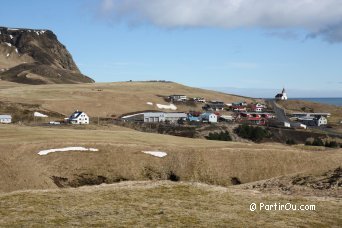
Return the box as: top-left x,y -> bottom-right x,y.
202,101 -> 225,111
122,112 -> 187,123
315,116 -> 328,126
232,101 -> 247,106
169,95 -> 187,102
199,113 -> 218,123
0,115 -> 12,124
251,105 -> 263,112
292,113 -> 331,118
188,116 -> 200,122
247,117 -> 266,125
297,115 -> 327,127
192,97 -> 206,103
231,106 -> 247,112
219,115 -> 234,122
275,88 -> 288,100
68,111 -> 89,124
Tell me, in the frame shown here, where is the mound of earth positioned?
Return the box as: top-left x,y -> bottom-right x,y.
242,167 -> 342,197
0,26 -> 94,84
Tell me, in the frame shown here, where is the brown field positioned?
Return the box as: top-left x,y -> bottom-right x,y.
0,181 -> 341,227
0,124 -> 341,193
0,81 -> 255,118
0,81 -> 341,227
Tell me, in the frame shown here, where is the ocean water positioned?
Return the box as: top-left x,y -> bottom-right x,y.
289,98 -> 342,106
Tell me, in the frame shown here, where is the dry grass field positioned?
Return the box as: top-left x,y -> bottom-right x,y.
0,81 -> 254,117
0,181 -> 341,227
0,82 -> 341,226
0,124 -> 341,193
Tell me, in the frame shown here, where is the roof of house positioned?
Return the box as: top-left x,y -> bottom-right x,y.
201,113 -> 217,117
69,111 -> 85,119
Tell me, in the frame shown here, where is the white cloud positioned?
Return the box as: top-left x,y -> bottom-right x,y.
97,0 -> 342,42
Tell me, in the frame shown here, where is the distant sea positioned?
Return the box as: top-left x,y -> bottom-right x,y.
288,98 -> 342,106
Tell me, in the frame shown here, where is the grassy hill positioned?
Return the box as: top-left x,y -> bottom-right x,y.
0,124 -> 341,193
0,81 -> 256,118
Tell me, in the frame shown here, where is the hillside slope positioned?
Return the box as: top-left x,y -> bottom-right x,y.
0,81 -> 256,117
0,124 -> 341,192
0,26 -> 93,84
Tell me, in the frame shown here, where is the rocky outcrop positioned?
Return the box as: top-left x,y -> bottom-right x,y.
0,26 -> 94,84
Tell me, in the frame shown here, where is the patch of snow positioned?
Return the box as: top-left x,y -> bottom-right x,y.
146,102 -> 153,105
38,147 -> 98,156
6,53 -> 10,57
9,35 -> 13,39
121,113 -> 143,119
156,103 -> 177,110
15,48 -> 18,53
35,31 -> 39,35
8,28 -> 19,31
34,112 -> 48,117
142,151 -> 167,158
4,42 -> 12,47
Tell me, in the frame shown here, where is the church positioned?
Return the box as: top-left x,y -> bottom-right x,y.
275,88 -> 288,100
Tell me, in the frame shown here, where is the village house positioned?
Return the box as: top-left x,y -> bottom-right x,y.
219,115 -> 234,122
203,101 -> 225,111
169,95 -> 187,102
68,111 -> 89,124
199,113 -> 218,123
275,88 -> 288,100
231,106 -> 247,112
231,101 -> 247,106
297,115 -> 328,127
250,105 -> 263,112
0,115 -> 12,124
247,117 -> 266,126
188,115 -> 200,122
192,97 -> 206,103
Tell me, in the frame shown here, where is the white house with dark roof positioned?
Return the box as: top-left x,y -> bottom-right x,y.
68,111 -> 89,124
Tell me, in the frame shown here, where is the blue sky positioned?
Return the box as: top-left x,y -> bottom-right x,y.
1,0 -> 342,97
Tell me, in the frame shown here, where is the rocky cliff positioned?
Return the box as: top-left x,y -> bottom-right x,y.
0,27 -> 94,84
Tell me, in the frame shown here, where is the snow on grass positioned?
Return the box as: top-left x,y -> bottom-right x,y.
9,35 -> 13,39
38,147 -> 98,155
15,48 -> 18,53
121,113 -> 142,119
4,42 -> 12,47
156,103 -> 177,110
146,102 -> 153,105
34,112 -> 48,117
6,53 -> 10,57
142,151 -> 167,158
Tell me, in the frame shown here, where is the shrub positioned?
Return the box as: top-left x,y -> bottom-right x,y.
325,141 -> 339,148
312,138 -> 324,147
286,139 -> 296,145
206,131 -> 232,141
234,124 -> 270,142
